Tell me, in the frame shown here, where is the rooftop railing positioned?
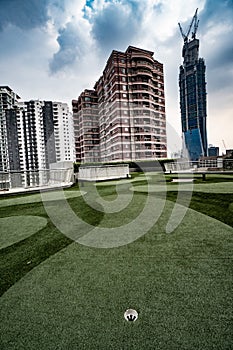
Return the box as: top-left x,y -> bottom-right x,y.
0,168 -> 74,192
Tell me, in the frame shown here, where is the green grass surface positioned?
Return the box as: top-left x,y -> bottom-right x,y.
0,190 -> 85,208
132,181 -> 233,193
0,216 -> 47,249
0,174 -> 233,349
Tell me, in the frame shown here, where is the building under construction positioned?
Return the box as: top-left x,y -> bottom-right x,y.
179,9 -> 208,161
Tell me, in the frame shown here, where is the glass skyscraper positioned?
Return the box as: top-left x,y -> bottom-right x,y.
179,33 -> 208,161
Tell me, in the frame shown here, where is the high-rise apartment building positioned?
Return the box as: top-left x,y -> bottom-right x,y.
179,10 -> 208,161
19,100 -> 74,186
0,86 -> 74,188
73,46 -> 167,163
52,102 -> 75,163
18,100 -> 75,172
18,100 -> 45,172
72,90 -> 99,163
0,86 -> 21,172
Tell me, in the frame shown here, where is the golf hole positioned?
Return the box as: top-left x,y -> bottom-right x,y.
124,309 -> 138,322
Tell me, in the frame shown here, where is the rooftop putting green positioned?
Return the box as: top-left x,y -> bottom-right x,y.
0,201 -> 232,349
0,175 -> 233,349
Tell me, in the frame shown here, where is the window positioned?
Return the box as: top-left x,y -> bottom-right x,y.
122,85 -> 127,91
122,94 -> 127,98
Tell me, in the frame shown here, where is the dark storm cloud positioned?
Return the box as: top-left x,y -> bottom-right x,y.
49,22 -> 84,73
0,0 -> 50,31
206,36 -> 233,70
199,0 -> 233,91
200,0 -> 233,23
91,1 -> 141,54
200,0 -> 233,61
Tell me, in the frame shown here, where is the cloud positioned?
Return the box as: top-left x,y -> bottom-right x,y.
0,0 -> 232,151
49,22 -> 82,73
0,0 -> 49,31
200,0 -> 233,23
48,0 -> 94,73
49,0 -> 143,73
49,17 -> 93,73
193,0 -> 233,150
199,0 -> 233,92
90,1 -> 141,54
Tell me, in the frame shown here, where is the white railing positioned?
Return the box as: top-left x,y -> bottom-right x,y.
0,168 -> 74,191
164,159 -> 233,173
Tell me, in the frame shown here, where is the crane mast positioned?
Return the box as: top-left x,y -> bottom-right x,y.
178,8 -> 199,42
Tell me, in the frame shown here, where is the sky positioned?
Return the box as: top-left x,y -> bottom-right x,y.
0,0 -> 232,155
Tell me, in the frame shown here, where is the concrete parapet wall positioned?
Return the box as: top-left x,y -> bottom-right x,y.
49,161 -> 74,184
78,165 -> 129,181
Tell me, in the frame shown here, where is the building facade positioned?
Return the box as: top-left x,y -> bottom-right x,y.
52,102 -> 75,163
18,100 -> 74,170
0,86 -> 21,172
72,90 -> 99,163
0,86 -> 74,188
73,46 -> 167,163
208,145 -> 219,157
179,35 -> 208,161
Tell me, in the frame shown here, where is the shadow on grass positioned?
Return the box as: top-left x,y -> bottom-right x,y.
0,196 -> 104,296
165,191 -> 233,229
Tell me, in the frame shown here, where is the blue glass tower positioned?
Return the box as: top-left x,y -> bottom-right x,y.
179,10 -> 208,161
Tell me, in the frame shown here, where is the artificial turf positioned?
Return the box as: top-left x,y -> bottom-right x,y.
0,174 -> 233,349
0,215 -> 47,249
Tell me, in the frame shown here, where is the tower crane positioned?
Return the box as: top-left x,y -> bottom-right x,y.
222,140 -> 227,152
178,8 -> 199,42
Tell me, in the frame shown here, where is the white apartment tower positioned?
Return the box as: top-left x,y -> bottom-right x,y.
18,100 -> 75,170
0,86 -> 74,188
0,86 -> 21,172
53,102 -> 75,163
